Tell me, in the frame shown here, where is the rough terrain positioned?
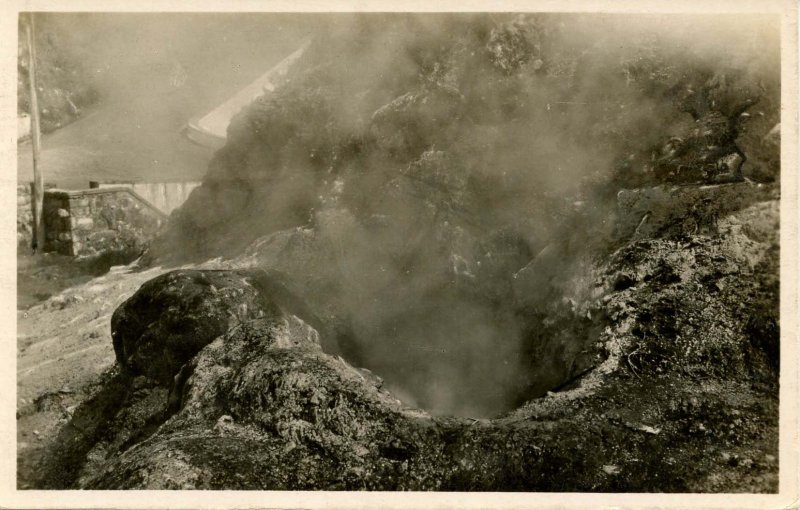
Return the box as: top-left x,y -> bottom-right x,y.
18,14 -> 782,492
23,182 -> 780,491
16,259 -> 230,488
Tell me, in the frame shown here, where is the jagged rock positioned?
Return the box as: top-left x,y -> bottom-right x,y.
370,88 -> 464,156
652,112 -> 746,184
614,182 -> 777,241
741,122 -> 781,183
486,14 -> 545,74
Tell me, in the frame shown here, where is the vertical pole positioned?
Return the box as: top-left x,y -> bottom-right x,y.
26,12 -> 45,252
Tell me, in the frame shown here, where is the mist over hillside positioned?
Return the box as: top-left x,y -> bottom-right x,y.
148,13 -> 780,417
18,13 -> 321,187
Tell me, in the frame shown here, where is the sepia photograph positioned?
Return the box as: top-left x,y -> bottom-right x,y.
2,0 -> 798,507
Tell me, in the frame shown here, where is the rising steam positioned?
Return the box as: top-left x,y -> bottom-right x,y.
143,13 -> 780,417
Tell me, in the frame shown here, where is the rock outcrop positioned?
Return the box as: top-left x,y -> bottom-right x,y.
37,183 -> 779,491
111,270 -> 280,384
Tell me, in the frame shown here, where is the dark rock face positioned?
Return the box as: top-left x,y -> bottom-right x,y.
614,182 -> 778,241
370,89 -> 464,156
652,112 -> 746,184
741,122 -> 781,183
111,270 -> 281,384
84,318 -> 431,490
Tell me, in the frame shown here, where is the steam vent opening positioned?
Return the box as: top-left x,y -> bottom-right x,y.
302,239 -> 597,420
319,279 -> 552,419
237,200 -> 603,420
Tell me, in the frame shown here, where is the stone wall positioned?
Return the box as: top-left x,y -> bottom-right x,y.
95,181 -> 201,215
43,187 -> 167,258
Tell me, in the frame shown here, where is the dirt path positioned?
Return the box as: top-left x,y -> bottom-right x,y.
16,264 -> 168,488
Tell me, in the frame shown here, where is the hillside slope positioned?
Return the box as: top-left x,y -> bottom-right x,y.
17,13 -> 317,188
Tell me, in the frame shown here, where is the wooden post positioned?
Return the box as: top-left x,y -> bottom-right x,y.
26,12 -> 45,252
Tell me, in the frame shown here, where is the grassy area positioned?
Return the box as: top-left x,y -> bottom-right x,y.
16,251 -> 141,310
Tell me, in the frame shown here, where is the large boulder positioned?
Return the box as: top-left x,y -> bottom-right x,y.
111,270 -> 281,384
37,270 -> 323,489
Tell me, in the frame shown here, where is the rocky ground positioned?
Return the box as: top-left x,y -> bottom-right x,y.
16,259 -> 232,488
19,181 -> 780,491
